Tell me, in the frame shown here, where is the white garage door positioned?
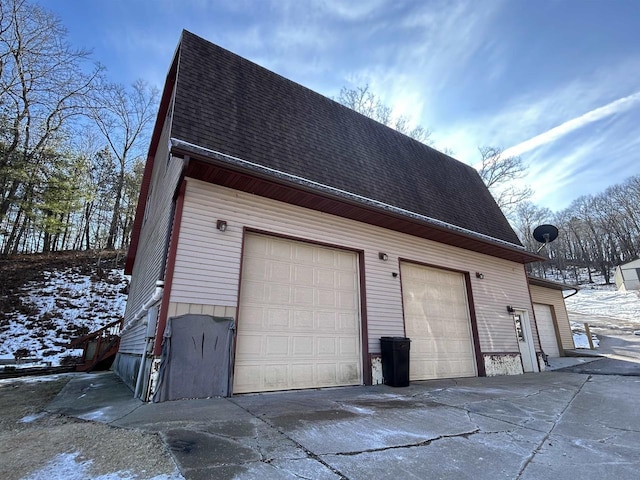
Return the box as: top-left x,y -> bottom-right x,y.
234,233 -> 362,393
401,262 -> 476,380
533,303 -> 560,357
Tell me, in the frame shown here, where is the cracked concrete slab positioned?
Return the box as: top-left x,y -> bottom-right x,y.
322,429 -> 546,480
45,370 -> 640,479
520,433 -> 640,479
264,400 -> 479,455
112,396 -> 250,430
184,457 -> 341,480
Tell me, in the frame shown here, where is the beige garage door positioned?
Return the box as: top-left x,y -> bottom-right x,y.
533,303 -> 560,357
401,262 -> 476,380
234,233 -> 362,393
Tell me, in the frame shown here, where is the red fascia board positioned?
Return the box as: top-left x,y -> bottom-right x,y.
125,46 -> 180,274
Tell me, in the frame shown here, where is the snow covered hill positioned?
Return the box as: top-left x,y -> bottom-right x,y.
544,268 -> 640,349
0,251 -> 128,367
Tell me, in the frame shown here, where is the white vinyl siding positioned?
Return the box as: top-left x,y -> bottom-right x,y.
234,233 -> 362,393
120,112 -> 182,354
529,285 -> 575,351
170,179 -> 535,355
401,262 -> 476,380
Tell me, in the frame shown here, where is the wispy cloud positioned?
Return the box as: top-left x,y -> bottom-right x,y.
501,92 -> 640,158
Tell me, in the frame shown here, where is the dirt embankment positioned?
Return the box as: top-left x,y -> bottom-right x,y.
0,250 -> 126,324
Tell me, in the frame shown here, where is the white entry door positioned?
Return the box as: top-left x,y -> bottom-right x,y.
401,262 -> 477,380
234,233 -> 362,393
533,303 -> 560,357
514,310 -> 539,372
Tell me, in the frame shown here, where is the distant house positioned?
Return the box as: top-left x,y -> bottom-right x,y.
115,31 -> 551,401
528,277 -> 577,358
614,259 -> 640,291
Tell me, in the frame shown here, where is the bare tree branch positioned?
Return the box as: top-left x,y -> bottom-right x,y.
477,146 -> 533,216
336,84 -> 433,145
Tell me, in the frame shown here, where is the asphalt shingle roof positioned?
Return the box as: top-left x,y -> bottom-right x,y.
171,31 -> 522,246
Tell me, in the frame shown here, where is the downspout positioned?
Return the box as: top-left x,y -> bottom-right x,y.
120,281 -> 164,335
563,287 -> 579,300
131,281 -> 164,398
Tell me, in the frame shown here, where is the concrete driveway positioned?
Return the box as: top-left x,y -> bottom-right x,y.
47,369 -> 640,480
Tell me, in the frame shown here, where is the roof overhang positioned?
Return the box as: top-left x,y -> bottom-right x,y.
172,140 -> 544,265
528,276 -> 580,292
124,40 -> 181,274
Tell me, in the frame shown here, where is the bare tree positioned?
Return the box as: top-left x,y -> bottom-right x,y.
336,84 -> 432,144
477,146 -> 533,216
88,79 -> 158,250
0,0 -> 102,252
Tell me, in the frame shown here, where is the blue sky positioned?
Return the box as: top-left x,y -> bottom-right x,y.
39,0 -> 640,212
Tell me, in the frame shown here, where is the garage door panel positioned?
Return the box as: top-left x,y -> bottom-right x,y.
401,262 -> 476,381
316,269 -> 336,287
241,281 -> 266,302
236,335 -> 263,358
317,289 -> 337,307
235,233 -> 362,393
339,312 -> 358,331
294,265 -> 314,284
291,336 -> 312,355
269,264 -> 292,284
293,310 -> 314,328
294,244 -> 314,262
293,286 -> 314,304
265,365 -> 289,387
269,240 -> 293,259
533,303 -> 560,357
266,309 -> 290,328
317,337 -> 337,355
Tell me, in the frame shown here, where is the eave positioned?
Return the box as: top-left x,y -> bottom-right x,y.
173,142 -> 544,265
528,276 -> 580,291
124,42 -> 180,275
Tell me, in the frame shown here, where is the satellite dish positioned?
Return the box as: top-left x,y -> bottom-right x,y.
532,224 -> 559,253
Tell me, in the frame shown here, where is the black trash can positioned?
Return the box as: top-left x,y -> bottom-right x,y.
380,336 -> 411,387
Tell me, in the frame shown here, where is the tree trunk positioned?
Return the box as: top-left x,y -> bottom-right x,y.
106,171 -> 125,250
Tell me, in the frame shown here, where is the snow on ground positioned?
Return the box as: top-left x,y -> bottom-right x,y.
0,268 -> 128,367
565,285 -> 640,322
536,267 -> 640,348
24,452 -> 183,480
570,322 -> 601,349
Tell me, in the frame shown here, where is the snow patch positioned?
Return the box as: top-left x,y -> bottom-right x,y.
565,285 -> 640,321
23,452 -> 184,480
20,412 -> 47,423
0,268 -> 128,367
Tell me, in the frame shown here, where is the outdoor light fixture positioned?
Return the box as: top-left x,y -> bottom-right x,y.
216,220 -> 227,232
507,305 -> 515,313
378,252 -> 388,261
475,272 -> 484,279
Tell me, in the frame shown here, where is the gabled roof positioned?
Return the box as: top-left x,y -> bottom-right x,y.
172,31 -> 521,246
618,259 -> 640,269
126,31 -> 541,273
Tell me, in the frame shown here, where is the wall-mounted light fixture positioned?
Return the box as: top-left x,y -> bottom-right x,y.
392,272 -> 398,278
378,252 -> 388,261
216,220 -> 227,232
507,305 -> 515,313
475,272 -> 484,279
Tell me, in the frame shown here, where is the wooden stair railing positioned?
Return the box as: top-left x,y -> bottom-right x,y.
69,318 -> 123,372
